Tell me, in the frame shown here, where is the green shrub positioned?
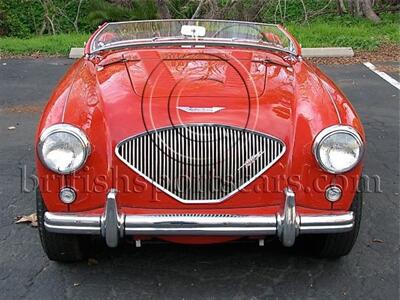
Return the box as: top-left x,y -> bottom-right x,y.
262,0 -> 337,23
87,0 -> 158,27
0,0 -> 159,38
0,0 -> 94,36
0,0 -> 36,37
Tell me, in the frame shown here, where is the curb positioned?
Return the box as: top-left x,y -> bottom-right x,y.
302,47 -> 354,58
69,47 -> 354,59
69,48 -> 84,59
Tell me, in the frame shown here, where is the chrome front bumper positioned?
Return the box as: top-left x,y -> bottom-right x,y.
44,189 -> 354,248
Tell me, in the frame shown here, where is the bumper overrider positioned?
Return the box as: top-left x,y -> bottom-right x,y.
44,188 -> 354,248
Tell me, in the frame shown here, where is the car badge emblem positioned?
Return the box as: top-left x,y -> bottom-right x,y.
238,151 -> 265,170
177,106 -> 225,113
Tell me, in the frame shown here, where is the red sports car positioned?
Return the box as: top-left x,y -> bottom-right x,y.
35,20 -> 365,262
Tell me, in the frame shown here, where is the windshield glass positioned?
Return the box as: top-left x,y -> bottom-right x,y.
90,19 -> 295,54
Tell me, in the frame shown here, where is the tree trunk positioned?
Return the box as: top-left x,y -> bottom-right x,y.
299,0 -> 308,24
45,14 -> 56,35
337,0 -> 347,14
355,0 -> 363,16
39,19 -> 47,35
361,0 -> 381,23
157,0 -> 171,18
348,0 -> 354,15
191,0 -> 205,19
73,0 -> 83,33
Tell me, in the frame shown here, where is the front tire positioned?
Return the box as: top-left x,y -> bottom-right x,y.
310,188 -> 363,258
36,189 -> 86,262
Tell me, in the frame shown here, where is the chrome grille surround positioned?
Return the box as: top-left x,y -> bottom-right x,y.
115,124 -> 286,203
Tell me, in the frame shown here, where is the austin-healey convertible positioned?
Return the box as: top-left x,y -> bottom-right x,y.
36,20 -> 365,262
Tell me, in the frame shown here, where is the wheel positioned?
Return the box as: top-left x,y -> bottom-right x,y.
309,188 -> 363,258
36,189 -> 86,262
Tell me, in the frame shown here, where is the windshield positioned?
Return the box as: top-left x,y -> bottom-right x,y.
90,19 -> 296,54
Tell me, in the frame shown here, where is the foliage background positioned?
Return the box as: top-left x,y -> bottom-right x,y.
1,0 -> 398,37
0,0 -> 398,55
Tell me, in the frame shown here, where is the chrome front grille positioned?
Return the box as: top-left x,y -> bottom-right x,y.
116,125 -> 285,203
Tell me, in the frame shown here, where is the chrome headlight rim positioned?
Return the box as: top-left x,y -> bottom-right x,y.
313,125 -> 364,174
38,124 -> 91,175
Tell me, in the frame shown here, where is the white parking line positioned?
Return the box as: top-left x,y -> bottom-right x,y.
363,62 -> 400,90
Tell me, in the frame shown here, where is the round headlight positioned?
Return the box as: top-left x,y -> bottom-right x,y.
313,125 -> 364,174
38,124 -> 90,174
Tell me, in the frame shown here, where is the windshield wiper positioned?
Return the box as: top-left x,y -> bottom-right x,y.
96,54 -> 140,69
263,57 -> 291,68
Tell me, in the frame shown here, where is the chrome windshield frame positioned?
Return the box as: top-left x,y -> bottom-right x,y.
89,19 -> 298,55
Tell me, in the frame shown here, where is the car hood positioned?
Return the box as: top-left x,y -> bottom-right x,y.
88,49 -> 303,137
63,48 -> 341,145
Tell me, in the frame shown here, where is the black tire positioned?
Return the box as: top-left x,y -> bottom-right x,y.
310,188 -> 363,258
36,189 -> 86,262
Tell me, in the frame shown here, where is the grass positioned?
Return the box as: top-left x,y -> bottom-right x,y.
0,14 -> 398,56
0,33 -> 89,56
287,14 -> 400,51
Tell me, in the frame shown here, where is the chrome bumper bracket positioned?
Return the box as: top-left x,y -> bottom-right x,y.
100,189 -> 124,248
277,188 -> 300,247
44,189 -> 355,248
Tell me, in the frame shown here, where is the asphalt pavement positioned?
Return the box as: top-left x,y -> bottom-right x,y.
0,58 -> 398,299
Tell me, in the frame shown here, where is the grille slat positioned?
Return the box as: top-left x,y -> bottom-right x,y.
116,125 -> 285,203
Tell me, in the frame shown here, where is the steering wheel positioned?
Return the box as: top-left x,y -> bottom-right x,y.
211,24 -> 283,46
211,24 -> 264,39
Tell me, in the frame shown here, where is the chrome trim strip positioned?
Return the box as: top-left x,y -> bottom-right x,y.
114,124 -> 286,204
177,106 -> 225,113
321,81 -> 342,124
109,19 -> 280,27
93,40 -> 294,56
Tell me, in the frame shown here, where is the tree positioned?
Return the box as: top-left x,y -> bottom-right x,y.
87,0 -> 158,27
337,0 -> 347,15
55,0 -> 84,32
169,0 -> 383,23
347,0 -> 381,22
38,0 -> 56,35
157,0 -> 171,18
360,0 -> 381,23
